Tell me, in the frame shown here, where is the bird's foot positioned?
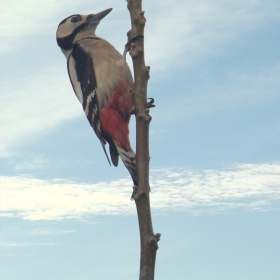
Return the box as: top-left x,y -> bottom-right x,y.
130,98 -> 155,115
123,35 -> 144,58
146,98 -> 155,109
131,185 -> 151,200
131,185 -> 145,200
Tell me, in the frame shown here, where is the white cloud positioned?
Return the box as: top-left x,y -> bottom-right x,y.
1,163 -> 279,221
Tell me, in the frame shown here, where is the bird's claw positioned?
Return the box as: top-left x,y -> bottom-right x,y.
125,35 -> 144,52
131,185 -> 145,200
146,98 -> 155,109
130,98 -> 155,115
123,35 -> 144,57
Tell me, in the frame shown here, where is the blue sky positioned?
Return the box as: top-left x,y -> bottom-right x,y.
1,0 -> 280,279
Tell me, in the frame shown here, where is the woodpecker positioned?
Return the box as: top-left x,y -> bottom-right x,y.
56,8 -> 137,184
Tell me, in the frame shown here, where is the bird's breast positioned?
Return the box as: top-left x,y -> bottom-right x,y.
79,38 -> 134,114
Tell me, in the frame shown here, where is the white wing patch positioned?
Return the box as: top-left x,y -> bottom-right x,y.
84,90 -> 96,115
67,56 -> 84,105
77,82 -> 83,104
96,120 -> 102,135
92,104 -> 98,122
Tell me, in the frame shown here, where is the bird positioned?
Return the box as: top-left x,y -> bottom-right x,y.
56,8 -> 137,185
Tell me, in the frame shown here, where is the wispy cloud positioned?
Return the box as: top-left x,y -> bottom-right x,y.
145,0 -> 280,70
0,242 -> 56,247
1,0 -> 80,53
1,163 -> 279,221
0,66 -> 83,157
13,156 -> 47,171
155,63 -> 280,123
2,0 -> 279,59
31,229 -> 76,235
1,0 -> 279,156
0,0 -> 127,53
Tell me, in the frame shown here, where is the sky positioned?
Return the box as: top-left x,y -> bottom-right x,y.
1,0 -> 280,279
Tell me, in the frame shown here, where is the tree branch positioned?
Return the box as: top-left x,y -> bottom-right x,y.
126,1 -> 161,279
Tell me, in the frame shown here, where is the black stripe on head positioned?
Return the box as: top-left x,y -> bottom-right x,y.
58,14 -> 81,26
56,21 -> 89,51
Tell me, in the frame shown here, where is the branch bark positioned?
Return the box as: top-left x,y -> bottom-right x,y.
126,1 -> 161,280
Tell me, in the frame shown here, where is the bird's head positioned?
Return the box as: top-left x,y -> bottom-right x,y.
56,8 -> 112,56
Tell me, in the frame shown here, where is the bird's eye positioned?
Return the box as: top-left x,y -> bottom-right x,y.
71,17 -> 80,23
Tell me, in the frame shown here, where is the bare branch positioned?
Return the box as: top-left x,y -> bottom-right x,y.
126,1 -> 161,279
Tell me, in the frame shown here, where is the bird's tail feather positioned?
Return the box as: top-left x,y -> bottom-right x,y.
101,143 -> 111,166
116,146 -> 137,185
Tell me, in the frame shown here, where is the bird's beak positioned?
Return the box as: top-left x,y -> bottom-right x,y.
87,8 -> 113,22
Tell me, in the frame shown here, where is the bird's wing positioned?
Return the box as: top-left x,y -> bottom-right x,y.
67,42 -> 111,164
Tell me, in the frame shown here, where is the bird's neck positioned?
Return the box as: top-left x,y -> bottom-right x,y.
73,30 -> 98,44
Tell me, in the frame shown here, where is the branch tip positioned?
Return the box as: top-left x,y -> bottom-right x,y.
133,11 -> 146,25
129,44 -> 142,58
149,233 -> 161,250
139,11 -> 146,25
127,30 -> 132,40
139,112 -> 152,122
144,66 -> 150,79
155,233 -> 161,241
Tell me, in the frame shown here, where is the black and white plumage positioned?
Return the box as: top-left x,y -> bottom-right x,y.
56,8 -> 137,184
